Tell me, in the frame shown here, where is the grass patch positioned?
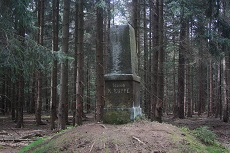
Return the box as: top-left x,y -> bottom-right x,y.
192,126 -> 216,145
0,145 -> 5,150
19,138 -> 45,153
178,126 -> 230,153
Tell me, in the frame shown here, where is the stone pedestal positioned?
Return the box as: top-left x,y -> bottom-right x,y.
103,25 -> 142,124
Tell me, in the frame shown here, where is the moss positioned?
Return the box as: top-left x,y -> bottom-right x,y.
103,109 -> 131,124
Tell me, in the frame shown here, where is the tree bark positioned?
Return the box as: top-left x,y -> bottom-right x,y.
58,0 -> 70,130
72,0 -> 78,127
143,0 -> 149,116
76,0 -> 84,126
95,0 -> 105,122
177,16 -> 187,119
209,59 -> 213,116
50,0 -> 59,130
223,54 -> 229,122
150,0 -> 159,121
187,62 -> 192,117
35,0 -> 44,125
132,0 -> 140,74
35,70 -> 42,125
155,0 -> 164,123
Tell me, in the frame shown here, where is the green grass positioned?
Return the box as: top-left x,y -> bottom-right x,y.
19,138 -> 45,153
19,126 -> 76,153
177,126 -> 230,153
192,126 -> 216,145
0,145 -> 5,150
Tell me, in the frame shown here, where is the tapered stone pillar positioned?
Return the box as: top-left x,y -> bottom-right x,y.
104,25 -> 142,124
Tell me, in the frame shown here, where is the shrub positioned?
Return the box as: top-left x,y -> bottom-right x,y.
192,126 -> 216,145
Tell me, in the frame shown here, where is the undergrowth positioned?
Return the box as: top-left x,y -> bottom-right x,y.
180,126 -> 229,153
19,126 -> 74,153
19,138 -> 45,153
192,126 -> 216,145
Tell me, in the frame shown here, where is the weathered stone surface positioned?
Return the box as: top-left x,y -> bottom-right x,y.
106,25 -> 138,75
103,25 -> 141,124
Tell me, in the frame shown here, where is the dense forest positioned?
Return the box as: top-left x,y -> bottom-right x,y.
0,0 -> 230,131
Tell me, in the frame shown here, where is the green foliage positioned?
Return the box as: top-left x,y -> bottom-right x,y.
95,0 -> 106,9
192,126 -> 216,145
178,126 -> 229,153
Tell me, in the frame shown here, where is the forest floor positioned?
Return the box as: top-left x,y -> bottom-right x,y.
0,113 -> 229,153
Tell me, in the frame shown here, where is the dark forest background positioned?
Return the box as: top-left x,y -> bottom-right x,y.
0,0 -> 230,130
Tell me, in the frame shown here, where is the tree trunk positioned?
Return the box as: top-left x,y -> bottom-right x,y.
187,62 -> 192,117
58,0 -> 70,130
31,73 -> 36,114
132,0 -> 140,74
86,61 -> 91,113
15,12 -> 26,128
155,0 -> 164,123
36,71 -> 42,125
215,61 -> 222,118
16,70 -> 24,128
172,35 -> 177,117
143,0 -> 148,116
11,81 -> 16,120
209,59 -> 213,116
76,0 -> 84,126
95,0 -> 105,122
72,0 -> 78,127
1,71 -> 6,115
223,54 -> 229,122
35,0 -> 44,125
177,16 -> 187,119
147,0 -> 152,119
50,0 -> 59,130
150,0 -> 159,121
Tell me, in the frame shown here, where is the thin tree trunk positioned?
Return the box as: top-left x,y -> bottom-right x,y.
72,0 -> 78,127
50,0 -> 59,130
209,59 -> 213,116
15,13 -> 25,128
223,54 -> 229,122
215,60 -> 222,118
177,16 -> 187,119
155,0 -> 164,123
86,61 -> 91,113
95,0 -> 105,122
173,35 -> 177,117
35,0 -> 44,125
132,0 -> 140,74
16,70 -> 24,128
187,62 -> 192,117
31,73 -> 36,113
143,0 -> 148,116
1,71 -> 6,115
147,0 -> 152,119
11,81 -> 16,120
150,0 -> 159,121
36,70 -> 42,125
76,0 -> 84,126
58,0 -> 70,130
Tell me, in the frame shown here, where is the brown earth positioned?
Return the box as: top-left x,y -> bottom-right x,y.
0,113 -> 229,153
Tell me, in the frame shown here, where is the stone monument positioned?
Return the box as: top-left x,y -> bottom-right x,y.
103,25 -> 142,124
